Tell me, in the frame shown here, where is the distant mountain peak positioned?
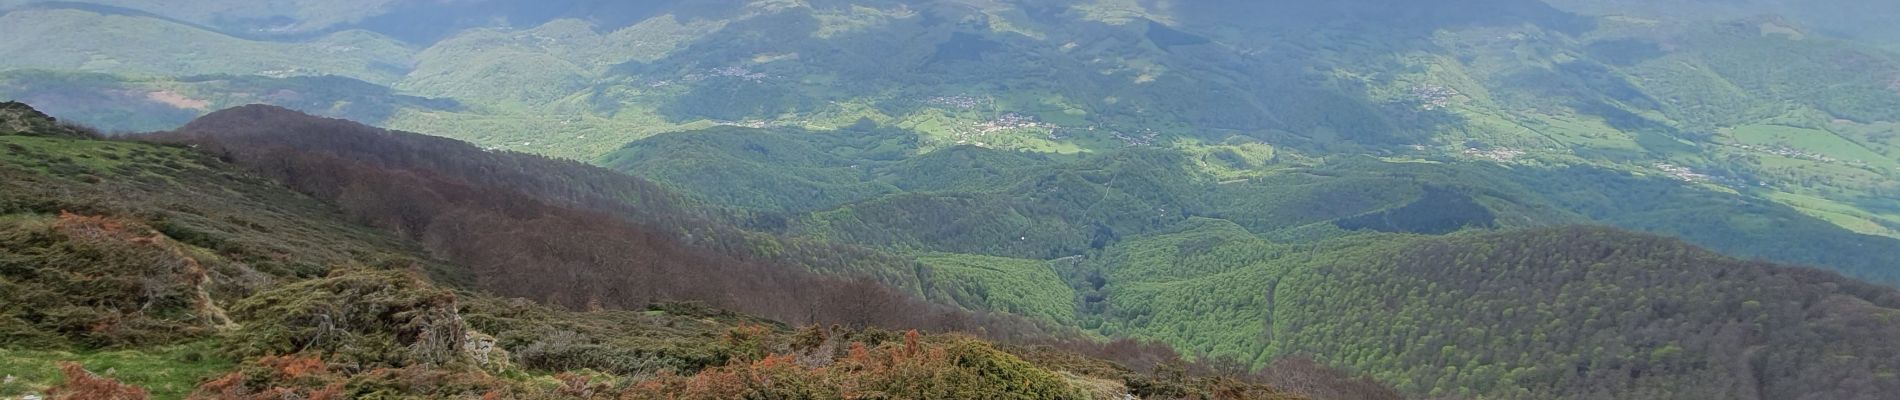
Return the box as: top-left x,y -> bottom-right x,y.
1,100 -> 55,123
178,103 -> 359,135
0,101 -> 93,138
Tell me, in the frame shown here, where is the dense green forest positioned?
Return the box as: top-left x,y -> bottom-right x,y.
607,125 -> 1900,285
1078,220 -> 1900,398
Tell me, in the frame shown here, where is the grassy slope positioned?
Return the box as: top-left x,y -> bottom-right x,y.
0,135 -> 428,278
0,341 -> 230,399
0,129 -> 439,396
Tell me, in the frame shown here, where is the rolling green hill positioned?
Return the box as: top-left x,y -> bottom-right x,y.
607,125 -> 1900,285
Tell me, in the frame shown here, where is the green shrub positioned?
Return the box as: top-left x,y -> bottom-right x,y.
0,213 -> 228,349
223,269 -> 466,369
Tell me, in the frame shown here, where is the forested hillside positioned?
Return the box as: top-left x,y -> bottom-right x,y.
597,120 -> 1900,397
1,104 -> 1396,398
151,105 -> 1124,337
1078,220 -> 1900,398
6,0 -> 1900,399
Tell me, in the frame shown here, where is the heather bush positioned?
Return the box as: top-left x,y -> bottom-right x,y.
0,213 -> 229,349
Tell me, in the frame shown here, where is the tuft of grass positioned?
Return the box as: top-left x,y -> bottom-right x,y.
0,340 -> 233,399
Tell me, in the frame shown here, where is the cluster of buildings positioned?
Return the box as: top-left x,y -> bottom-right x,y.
1734,143 -> 1840,163
1112,128 -> 1161,147
1410,84 -> 1461,111
926,95 -> 987,109
1462,147 -> 1526,162
1653,162 -> 1714,182
972,112 -> 1052,135
698,66 -> 772,82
